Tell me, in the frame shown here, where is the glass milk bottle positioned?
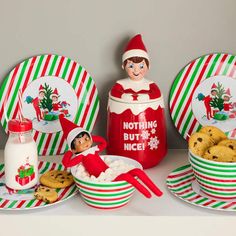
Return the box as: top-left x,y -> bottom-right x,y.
4,119 -> 38,190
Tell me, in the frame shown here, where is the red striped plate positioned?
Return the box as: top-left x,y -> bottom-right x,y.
169,53 -> 236,140
0,161 -> 78,210
166,164 -> 236,211
0,55 -> 100,155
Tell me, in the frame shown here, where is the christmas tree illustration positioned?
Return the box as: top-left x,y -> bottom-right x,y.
210,82 -> 225,111
40,83 -> 53,112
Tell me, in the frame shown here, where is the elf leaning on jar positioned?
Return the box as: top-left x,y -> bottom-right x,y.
107,34 -> 167,169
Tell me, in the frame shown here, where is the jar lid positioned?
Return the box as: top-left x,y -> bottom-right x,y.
8,119 -> 33,133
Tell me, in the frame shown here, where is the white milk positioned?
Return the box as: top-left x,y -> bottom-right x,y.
4,132 -> 38,190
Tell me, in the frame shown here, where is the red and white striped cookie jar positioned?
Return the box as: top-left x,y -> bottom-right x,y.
107,90 -> 167,169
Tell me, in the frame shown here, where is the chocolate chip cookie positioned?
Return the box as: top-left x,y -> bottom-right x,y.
34,185 -> 58,203
218,139 -> 236,151
203,145 -> 236,162
189,132 -> 215,156
199,126 -> 227,144
40,170 -> 74,188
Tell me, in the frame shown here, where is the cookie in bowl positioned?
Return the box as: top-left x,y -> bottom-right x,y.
199,125 -> 227,144
188,132 -> 214,156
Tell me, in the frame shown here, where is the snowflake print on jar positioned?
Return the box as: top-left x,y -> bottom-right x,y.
107,35 -> 167,169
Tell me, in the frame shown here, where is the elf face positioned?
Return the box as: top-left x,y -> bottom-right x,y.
72,133 -> 93,153
39,91 -> 45,99
211,90 -> 217,97
125,59 -> 148,81
52,96 -> 58,103
223,96 -> 230,102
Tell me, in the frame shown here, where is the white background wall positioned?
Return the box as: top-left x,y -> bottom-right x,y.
0,0 -> 236,149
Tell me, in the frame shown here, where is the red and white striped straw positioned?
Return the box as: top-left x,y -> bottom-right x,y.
18,89 -> 23,122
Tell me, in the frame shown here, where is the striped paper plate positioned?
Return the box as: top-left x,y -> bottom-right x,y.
169,53 -> 236,140
166,164 -> 236,211
0,54 -> 100,155
0,161 -> 78,210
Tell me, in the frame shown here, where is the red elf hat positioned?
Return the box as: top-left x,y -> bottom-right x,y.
224,88 -> 231,97
51,88 -> 59,97
39,85 -> 45,93
59,115 -> 91,148
211,83 -> 217,91
122,34 -> 149,64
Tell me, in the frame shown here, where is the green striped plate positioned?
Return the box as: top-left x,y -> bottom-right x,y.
0,54 -> 100,156
166,164 -> 236,211
169,53 -> 236,140
0,161 -> 78,210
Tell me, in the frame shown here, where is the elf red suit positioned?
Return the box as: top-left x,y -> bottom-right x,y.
59,114 -> 163,198
32,85 -> 45,121
52,102 -> 62,112
202,84 -> 218,120
203,95 -> 213,120
62,135 -> 108,177
32,97 -> 43,121
110,78 -> 161,101
223,89 -> 232,112
51,88 -> 62,112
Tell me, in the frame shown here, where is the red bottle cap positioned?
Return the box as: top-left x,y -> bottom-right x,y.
8,119 -> 33,133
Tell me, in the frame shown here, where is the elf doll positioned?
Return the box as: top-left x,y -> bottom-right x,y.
110,34 -> 161,101
59,115 -> 162,198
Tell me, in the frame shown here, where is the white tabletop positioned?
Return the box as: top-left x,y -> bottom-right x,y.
0,149 -> 235,216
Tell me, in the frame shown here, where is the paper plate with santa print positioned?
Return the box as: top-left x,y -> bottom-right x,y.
0,55 -> 100,155
169,53 -> 236,140
0,161 -> 78,210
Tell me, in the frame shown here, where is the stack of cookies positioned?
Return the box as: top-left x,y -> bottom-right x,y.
34,170 -> 74,203
189,126 -> 236,162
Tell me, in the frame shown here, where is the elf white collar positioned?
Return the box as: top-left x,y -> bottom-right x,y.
76,145 -> 99,157
117,78 -> 152,91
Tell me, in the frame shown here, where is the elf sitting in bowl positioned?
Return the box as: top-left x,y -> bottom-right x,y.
59,114 -> 162,198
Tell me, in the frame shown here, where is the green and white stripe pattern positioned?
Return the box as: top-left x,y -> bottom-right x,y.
169,53 -> 236,140
0,161 -> 78,210
189,151 -> 236,199
167,164 -> 236,211
73,177 -> 135,209
0,54 -> 100,156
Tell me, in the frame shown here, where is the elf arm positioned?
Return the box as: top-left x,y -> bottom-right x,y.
137,83 -> 161,100
110,83 -> 134,101
91,135 -> 107,152
62,150 -> 83,168
110,83 -> 125,99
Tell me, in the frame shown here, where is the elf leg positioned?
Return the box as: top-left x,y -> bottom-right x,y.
127,168 -> 163,197
114,173 -> 151,198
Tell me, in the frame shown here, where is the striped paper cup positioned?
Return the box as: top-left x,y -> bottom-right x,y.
189,150 -> 236,200
71,155 -> 142,210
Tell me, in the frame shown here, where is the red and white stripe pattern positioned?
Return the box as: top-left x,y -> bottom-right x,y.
167,164 -> 236,211
0,55 -> 100,156
18,89 -> 23,121
169,53 -> 236,140
0,161 -> 78,210
73,177 -> 135,209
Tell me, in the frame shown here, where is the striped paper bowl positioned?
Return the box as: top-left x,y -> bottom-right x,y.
189,150 -> 236,200
71,155 -> 142,210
